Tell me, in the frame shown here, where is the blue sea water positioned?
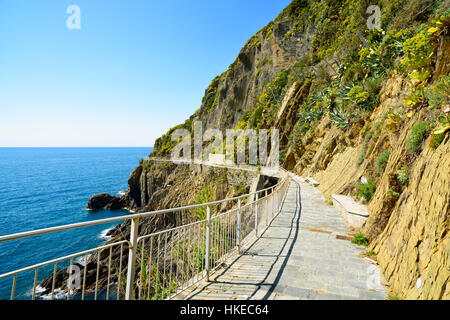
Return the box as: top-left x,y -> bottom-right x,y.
0,147 -> 151,299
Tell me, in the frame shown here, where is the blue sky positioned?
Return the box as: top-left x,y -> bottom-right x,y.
0,0 -> 291,147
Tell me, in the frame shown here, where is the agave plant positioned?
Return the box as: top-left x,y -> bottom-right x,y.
433,113 -> 450,135
330,108 -> 350,129
297,109 -> 324,127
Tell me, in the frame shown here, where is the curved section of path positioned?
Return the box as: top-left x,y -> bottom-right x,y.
176,177 -> 387,300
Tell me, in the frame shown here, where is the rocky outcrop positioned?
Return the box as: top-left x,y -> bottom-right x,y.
126,165 -> 144,209
275,80 -> 312,152
86,193 -> 126,210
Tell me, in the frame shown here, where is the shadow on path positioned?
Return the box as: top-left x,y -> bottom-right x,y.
187,180 -> 302,299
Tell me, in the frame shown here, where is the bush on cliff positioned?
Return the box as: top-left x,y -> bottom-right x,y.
375,149 -> 391,175
354,179 -> 376,203
406,121 -> 430,153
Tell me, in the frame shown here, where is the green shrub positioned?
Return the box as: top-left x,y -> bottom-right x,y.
298,109 -> 324,127
135,247 -> 178,300
141,159 -> 152,171
357,132 -> 374,166
256,58 -> 272,70
261,21 -> 274,40
425,75 -> 450,109
352,233 -> 369,246
359,48 -> 387,79
364,77 -> 383,97
354,180 -> 376,202
256,69 -> 290,126
249,105 -> 263,129
357,149 -> 367,167
346,83 -> 378,111
401,28 -> 432,72
348,85 -> 370,104
343,61 -> 366,83
406,122 -> 430,153
246,35 -> 261,48
430,133 -> 445,149
378,28 -> 411,67
375,150 -> 391,175
192,186 -> 216,220
396,167 -> 410,185
366,250 -> 376,256
201,76 -> 221,113
233,181 -> 247,196
387,189 -> 400,197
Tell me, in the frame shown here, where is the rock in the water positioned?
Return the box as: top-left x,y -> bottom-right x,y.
87,193 -> 125,210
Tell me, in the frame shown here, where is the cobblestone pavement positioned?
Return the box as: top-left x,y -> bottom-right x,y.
178,178 -> 387,300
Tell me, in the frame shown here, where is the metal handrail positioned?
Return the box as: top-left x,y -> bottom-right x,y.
0,241 -> 127,279
0,171 -> 290,301
0,177 -> 285,243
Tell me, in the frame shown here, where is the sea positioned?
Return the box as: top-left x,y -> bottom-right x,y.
0,147 -> 151,300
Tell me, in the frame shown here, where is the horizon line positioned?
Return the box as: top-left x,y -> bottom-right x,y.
0,146 -> 154,148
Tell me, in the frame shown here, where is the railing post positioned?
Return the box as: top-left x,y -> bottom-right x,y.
265,190 -> 268,227
236,199 -> 241,254
205,206 -> 211,282
125,217 -> 140,300
274,187 -> 277,214
271,187 -> 274,219
275,188 -> 279,213
255,194 -> 259,237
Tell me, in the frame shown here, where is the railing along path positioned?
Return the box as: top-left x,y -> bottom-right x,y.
0,170 -> 290,300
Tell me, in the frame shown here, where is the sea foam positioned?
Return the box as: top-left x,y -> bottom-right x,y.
98,227 -> 113,240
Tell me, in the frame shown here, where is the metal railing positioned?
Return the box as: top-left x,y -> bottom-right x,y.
0,174 -> 290,300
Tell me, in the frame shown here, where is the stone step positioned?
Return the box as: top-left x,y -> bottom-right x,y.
331,194 -> 369,228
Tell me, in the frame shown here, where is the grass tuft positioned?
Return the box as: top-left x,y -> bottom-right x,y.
352,232 -> 369,246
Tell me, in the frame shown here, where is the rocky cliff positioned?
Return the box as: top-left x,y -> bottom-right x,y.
146,0 -> 449,299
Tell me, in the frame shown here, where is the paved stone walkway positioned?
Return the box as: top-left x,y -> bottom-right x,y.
178,178 -> 387,300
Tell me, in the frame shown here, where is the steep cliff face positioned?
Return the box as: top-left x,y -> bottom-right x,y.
371,135 -> 449,299
151,3 -> 316,157
124,160 -> 259,213
193,20 -> 314,131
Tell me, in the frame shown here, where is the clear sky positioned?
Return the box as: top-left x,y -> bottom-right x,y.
0,0 -> 291,147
